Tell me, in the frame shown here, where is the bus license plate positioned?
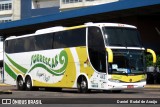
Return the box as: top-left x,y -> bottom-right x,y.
127,85 -> 134,88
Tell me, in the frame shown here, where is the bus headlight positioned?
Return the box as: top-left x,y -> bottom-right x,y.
108,79 -> 120,83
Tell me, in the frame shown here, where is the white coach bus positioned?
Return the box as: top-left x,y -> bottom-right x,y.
3,22 -> 156,93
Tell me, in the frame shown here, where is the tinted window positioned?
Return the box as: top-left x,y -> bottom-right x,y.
54,31 -> 68,48
104,27 -> 142,47
5,36 -> 36,53
24,36 -> 35,52
5,39 -> 16,53
5,28 -> 86,53
54,28 -> 86,49
88,27 -> 106,73
35,33 -> 53,50
14,38 -> 25,53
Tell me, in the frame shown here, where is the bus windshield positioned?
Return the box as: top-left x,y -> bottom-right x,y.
108,50 -> 145,74
103,27 -> 142,47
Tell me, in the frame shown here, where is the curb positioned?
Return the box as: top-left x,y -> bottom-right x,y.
0,90 -> 12,94
0,83 -> 12,86
144,85 -> 160,89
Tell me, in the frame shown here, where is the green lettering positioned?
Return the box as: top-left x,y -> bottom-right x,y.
37,54 -> 39,62
43,56 -> 45,63
52,58 -> 55,68
45,57 -> 47,65
55,55 -> 58,67
30,52 -> 65,69
40,55 -> 42,62
48,58 -> 51,67
33,55 -> 37,64
31,55 -> 34,66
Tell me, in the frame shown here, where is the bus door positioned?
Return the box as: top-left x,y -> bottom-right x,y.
87,27 -> 107,88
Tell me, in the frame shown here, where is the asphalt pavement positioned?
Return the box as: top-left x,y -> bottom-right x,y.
0,82 -> 160,92
0,83 -> 160,107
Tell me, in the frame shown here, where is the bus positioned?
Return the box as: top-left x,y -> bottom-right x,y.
3,22 -> 156,93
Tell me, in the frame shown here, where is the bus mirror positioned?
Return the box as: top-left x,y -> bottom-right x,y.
106,48 -> 113,63
147,49 -> 157,64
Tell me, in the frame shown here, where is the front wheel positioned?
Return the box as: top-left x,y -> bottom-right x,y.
77,77 -> 88,93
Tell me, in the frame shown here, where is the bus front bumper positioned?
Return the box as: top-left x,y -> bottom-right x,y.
106,81 -> 146,90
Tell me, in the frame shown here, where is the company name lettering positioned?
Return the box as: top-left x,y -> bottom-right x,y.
31,54 -> 59,68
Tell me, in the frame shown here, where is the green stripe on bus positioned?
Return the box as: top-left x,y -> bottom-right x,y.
5,63 -> 17,80
6,54 -> 27,74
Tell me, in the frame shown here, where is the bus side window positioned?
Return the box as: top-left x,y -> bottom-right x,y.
15,38 -> 25,53
7,40 -> 16,53
68,28 -> 86,47
24,37 -> 35,52
54,31 -> 67,49
5,41 -> 8,53
54,28 -> 86,49
35,33 -> 53,50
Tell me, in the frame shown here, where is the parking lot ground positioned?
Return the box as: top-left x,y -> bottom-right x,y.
0,84 -> 160,98
144,84 -> 160,88
0,83 -> 160,91
0,84 -> 160,107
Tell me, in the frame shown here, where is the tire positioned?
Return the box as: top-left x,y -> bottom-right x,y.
77,77 -> 88,93
17,77 -> 25,90
25,77 -> 33,91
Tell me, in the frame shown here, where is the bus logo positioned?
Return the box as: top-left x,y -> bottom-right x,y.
29,50 -> 68,76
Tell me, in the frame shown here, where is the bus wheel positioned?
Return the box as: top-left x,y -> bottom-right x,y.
17,77 -> 25,90
25,76 -> 33,91
77,77 -> 88,93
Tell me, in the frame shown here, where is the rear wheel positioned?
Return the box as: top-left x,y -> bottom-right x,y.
25,77 -> 33,91
77,77 -> 88,93
17,77 -> 25,90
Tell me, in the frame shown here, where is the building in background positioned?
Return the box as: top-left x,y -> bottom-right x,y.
0,0 -> 120,23
0,0 -> 12,23
60,0 -> 119,11
32,0 -> 59,9
0,0 -> 21,23
28,0 -> 60,18
0,0 -> 60,23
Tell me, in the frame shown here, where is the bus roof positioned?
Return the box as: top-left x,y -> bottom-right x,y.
5,22 -> 137,41
85,22 -> 137,28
